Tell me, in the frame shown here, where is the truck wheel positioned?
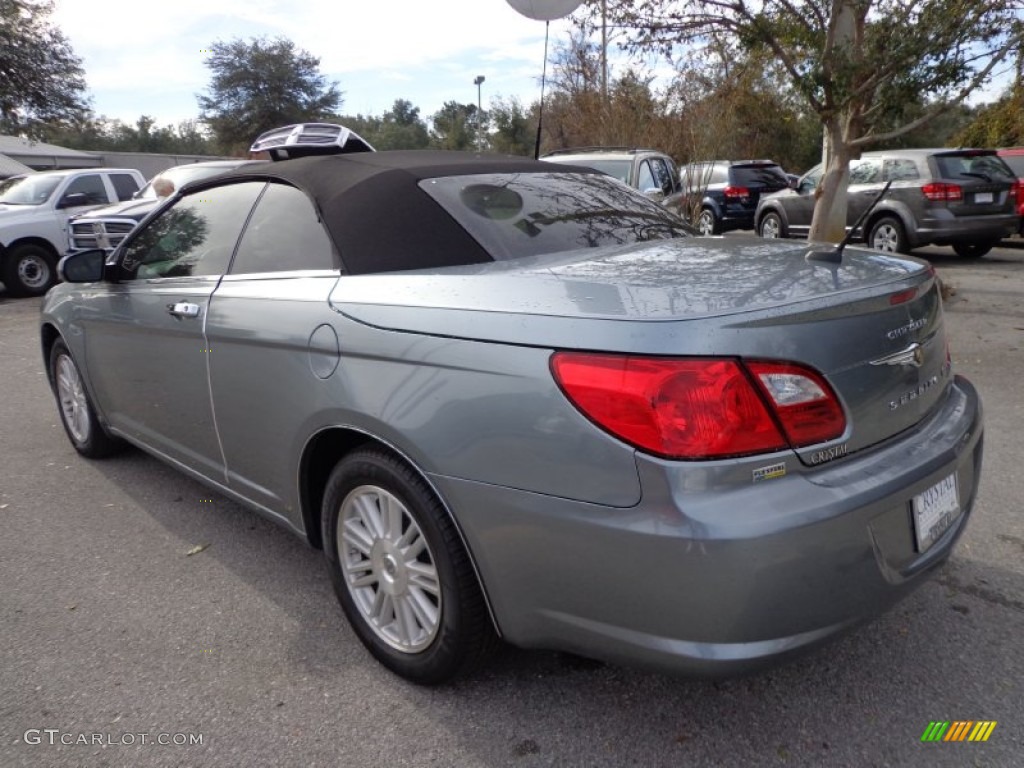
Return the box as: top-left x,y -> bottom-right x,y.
3,244 -> 57,297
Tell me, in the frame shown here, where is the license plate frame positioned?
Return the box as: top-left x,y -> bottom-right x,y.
912,473 -> 960,553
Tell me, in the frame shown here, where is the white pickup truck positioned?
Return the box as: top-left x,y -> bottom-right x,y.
0,168 -> 145,296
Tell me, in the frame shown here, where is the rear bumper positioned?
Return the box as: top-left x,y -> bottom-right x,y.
910,211 -> 1017,246
435,375 -> 983,676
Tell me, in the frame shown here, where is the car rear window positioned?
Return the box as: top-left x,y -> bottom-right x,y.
421,172 -> 691,262
731,165 -> 789,187
932,152 -> 1015,182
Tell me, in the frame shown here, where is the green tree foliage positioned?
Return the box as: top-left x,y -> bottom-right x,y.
198,36 -> 342,153
430,101 -> 478,150
487,97 -> 535,156
589,0 -> 1023,241
0,0 -> 89,137
336,100 -> 430,149
40,115 -> 216,154
954,85 -> 1024,147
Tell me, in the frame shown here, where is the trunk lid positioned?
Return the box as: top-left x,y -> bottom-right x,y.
329,238 -> 948,460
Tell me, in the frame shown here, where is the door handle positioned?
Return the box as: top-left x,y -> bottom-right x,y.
167,302 -> 201,319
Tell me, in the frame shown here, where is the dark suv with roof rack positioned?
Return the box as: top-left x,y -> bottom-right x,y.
756,148 -> 1019,257
680,160 -> 791,235
540,147 -> 685,216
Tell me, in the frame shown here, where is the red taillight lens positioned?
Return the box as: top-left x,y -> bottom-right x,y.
921,182 -> 963,202
724,185 -> 750,199
745,362 -> 847,447
552,353 -> 847,460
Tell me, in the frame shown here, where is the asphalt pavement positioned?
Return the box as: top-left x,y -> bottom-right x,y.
1,245 -> 1022,767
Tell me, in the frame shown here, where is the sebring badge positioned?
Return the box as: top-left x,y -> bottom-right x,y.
870,342 -> 924,369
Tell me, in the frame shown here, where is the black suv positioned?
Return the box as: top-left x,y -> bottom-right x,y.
680,160 -> 791,235
755,148 -> 1019,257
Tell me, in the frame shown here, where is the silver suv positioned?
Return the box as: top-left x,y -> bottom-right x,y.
540,147 -> 686,217
755,148 -> 1019,257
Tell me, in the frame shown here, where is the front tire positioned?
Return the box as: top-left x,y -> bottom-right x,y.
49,340 -> 123,458
3,243 -> 57,297
322,449 -> 495,684
758,211 -> 785,239
868,216 -> 909,254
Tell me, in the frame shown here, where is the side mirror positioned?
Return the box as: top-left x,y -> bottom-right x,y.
57,192 -> 90,209
643,187 -> 666,202
59,249 -> 107,283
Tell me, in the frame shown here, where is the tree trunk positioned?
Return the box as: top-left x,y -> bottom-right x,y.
808,122 -> 854,243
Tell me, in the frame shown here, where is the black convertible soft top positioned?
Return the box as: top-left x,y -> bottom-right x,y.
191,151 -> 600,275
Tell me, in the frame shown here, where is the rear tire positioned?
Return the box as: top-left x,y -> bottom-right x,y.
758,211 -> 785,239
697,208 -> 720,236
3,243 -> 57,297
952,241 -> 996,258
868,216 -> 909,254
49,340 -> 124,458
321,448 -> 495,684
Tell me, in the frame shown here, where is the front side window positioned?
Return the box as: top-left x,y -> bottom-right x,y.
117,182 -> 265,280
230,183 -> 336,274
62,175 -> 109,206
637,161 -> 657,192
798,167 -> 823,195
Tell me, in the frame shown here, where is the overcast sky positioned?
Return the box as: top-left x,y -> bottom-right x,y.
51,0 -> 581,128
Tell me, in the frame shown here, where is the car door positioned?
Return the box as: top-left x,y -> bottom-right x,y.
205,181 -> 340,523
780,166 -> 822,235
845,157 -> 884,233
81,181 -> 266,479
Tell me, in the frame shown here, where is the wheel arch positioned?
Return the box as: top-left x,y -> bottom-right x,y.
3,235 -> 61,260
298,425 -> 502,636
40,322 -> 62,388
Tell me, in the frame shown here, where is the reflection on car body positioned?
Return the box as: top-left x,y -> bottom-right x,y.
41,128 -> 983,685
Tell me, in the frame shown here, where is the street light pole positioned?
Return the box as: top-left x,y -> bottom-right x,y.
473,75 -> 485,151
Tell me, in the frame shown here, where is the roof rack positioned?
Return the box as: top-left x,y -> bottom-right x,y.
250,123 -> 376,161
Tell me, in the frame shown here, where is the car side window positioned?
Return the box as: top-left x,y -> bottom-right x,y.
849,159 -> 882,185
798,168 -> 822,195
110,173 -> 141,201
62,175 -> 108,206
230,182 -> 337,274
637,161 -> 657,192
649,158 -> 673,194
118,182 -> 265,281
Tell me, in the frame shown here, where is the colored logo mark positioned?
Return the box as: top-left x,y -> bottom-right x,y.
921,721 -> 996,742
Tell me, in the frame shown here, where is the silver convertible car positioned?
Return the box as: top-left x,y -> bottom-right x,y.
41,125 -> 983,684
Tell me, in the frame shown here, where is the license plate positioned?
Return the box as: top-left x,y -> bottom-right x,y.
912,473 -> 960,552
974,191 -> 993,204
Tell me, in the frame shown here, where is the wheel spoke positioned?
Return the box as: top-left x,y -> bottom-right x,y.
407,561 -> 439,595
341,519 -> 374,556
393,595 -> 419,645
407,586 -> 439,629
383,494 -> 404,541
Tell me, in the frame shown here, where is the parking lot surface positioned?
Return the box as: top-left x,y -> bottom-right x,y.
1,245 -> 1022,767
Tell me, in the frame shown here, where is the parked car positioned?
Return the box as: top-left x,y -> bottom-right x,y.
68,160 -> 263,253
756,148 -> 1019,257
996,147 -> 1024,232
0,167 -> 144,296
679,160 -> 791,235
540,147 -> 687,217
42,123 -> 982,685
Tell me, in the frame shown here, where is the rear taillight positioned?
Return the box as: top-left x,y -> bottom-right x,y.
551,353 -> 846,460
921,182 -> 963,202
723,186 -> 750,199
1010,179 -> 1021,204
745,362 -> 847,447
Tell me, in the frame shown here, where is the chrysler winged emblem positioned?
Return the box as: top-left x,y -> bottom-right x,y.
870,342 -> 925,368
